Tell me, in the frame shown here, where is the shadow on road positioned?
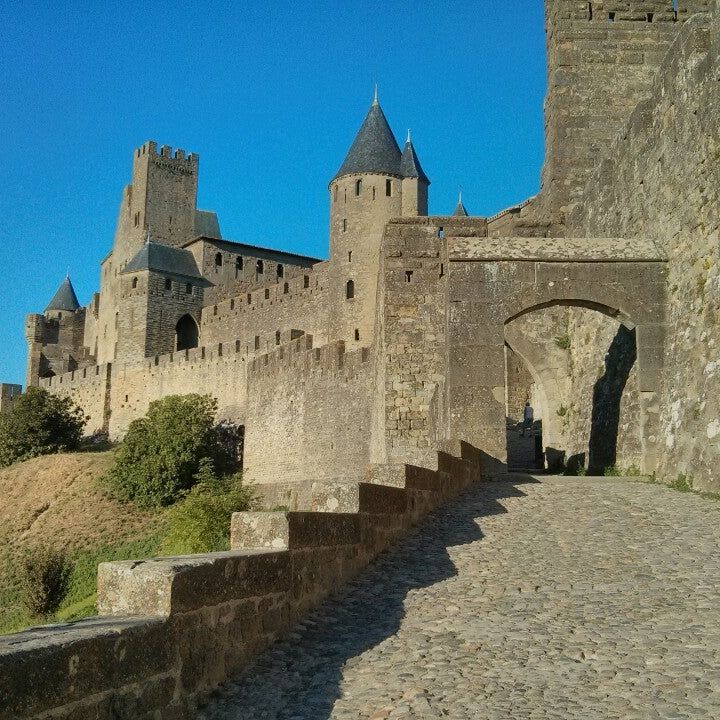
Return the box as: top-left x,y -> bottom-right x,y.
198,478 -> 535,720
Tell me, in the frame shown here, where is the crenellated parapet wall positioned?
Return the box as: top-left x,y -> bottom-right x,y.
244,337 -> 375,486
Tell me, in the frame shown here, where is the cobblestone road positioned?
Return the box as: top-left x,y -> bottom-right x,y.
200,476 -> 720,719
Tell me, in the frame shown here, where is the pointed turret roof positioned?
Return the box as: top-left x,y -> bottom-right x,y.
453,191 -> 469,217
399,130 -> 430,184
45,276 -> 80,313
333,93 -> 402,181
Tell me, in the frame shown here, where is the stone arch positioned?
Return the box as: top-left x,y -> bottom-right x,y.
175,314 -> 199,351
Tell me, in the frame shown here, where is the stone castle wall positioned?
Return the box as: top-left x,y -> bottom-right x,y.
568,11 -> 720,488
244,338 -> 374,485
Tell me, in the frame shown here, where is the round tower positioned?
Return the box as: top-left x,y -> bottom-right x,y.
328,91 -> 429,346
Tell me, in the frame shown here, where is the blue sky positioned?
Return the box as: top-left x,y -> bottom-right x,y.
0,1 -> 547,385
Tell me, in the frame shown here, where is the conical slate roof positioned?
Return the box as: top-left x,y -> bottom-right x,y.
45,276 -> 80,313
333,98 -> 402,181
399,134 -> 430,184
453,193 -> 469,217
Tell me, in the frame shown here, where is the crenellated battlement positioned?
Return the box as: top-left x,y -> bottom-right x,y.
135,140 -> 199,165
249,337 -> 371,379
39,362 -> 111,390
548,1 -> 712,23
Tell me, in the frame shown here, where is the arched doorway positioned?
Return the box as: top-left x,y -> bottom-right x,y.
175,315 -> 199,351
503,305 -> 640,474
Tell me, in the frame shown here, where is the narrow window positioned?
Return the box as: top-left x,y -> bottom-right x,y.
247,293 -> 252,304
385,179 -> 392,196
186,283 -> 192,294
372,186 -> 376,200
588,2 -> 592,20
265,288 -> 270,299
344,188 -> 347,203
235,339 -> 241,352
346,279 -> 355,299
440,263 -> 445,278
230,299 -> 235,310
283,282 -> 289,294
132,277 -> 138,289
647,12 -> 653,22
165,278 -> 172,291
215,252 -> 223,268
342,218 -> 347,232
218,343 -> 223,357
405,270 -> 413,283
257,259 -> 264,274
355,179 -> 362,196
608,11 -> 615,21
438,226 -> 445,239
348,251 -> 352,263
235,257 -> 243,277
354,328 -> 360,341
213,305 -> 218,316
275,330 -> 281,345
277,264 -> 284,278
254,335 -> 260,350
303,274 -> 310,288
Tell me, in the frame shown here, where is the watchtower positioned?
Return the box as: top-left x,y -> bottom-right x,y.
328,92 -> 429,345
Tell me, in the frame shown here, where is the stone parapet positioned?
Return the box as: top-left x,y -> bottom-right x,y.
0,443 -> 482,719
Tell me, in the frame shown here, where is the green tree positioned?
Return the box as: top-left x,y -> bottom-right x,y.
0,387 -> 86,467
104,394 -> 230,508
19,546 -> 73,617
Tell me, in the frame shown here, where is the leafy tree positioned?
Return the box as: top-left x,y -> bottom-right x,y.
105,394 -> 236,508
161,459 -> 255,554
0,387 -> 86,467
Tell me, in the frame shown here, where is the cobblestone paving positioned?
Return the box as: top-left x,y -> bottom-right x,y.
200,476 -> 720,719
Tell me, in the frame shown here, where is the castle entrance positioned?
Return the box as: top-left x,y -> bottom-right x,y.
444,236 -> 666,476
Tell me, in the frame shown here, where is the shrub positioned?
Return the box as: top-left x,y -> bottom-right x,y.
161,459 -> 255,554
0,387 -> 86,467
554,334 -> 571,350
19,546 -> 73,617
105,394 -> 224,508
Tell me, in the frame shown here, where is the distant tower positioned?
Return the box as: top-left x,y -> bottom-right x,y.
328,91 -> 430,345
452,191 -> 469,217
25,276 -> 87,387
400,130 -> 430,216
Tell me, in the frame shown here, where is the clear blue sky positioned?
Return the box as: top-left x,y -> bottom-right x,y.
0,1 -> 547,385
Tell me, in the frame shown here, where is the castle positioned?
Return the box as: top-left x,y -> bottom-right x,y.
14,0 -> 720,495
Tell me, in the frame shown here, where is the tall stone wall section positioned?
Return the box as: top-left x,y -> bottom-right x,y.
568,12 -> 720,487
542,1 -> 711,223
244,338 -> 374,486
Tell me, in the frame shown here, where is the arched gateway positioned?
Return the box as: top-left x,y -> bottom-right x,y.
380,223 -> 667,477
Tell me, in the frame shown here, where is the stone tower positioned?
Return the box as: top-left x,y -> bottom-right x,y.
328,93 -> 429,345
541,0 -> 712,224
25,276 -> 89,386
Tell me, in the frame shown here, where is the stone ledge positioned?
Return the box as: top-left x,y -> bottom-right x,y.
448,237 -> 667,262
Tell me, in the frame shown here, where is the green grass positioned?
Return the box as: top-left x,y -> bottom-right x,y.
0,530 -> 166,635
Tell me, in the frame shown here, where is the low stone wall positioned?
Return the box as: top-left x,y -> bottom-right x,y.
0,442 -> 482,719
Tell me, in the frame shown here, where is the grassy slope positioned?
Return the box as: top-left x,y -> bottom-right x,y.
0,451 -> 165,634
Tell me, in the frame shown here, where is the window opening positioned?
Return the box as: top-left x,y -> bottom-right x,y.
355,179 -> 362,196
254,335 -> 260,350
588,2 -> 592,20
264,288 -> 270,299
215,252 -> 223,267
372,186 -> 376,200
405,270 -> 413,283
348,251 -> 352,262
256,259 -> 264,274
438,226 -> 445,239
186,283 -> 192,294
283,282 -> 289,294
230,299 -> 235,310
165,278 -> 172,291
132,277 -> 138,289
277,264 -> 284,278
647,12 -> 653,22
354,328 -> 360,341
385,179 -> 392,196
346,279 -> 355,299
235,257 -> 243,277
608,11 -> 615,21
213,305 -> 218,316
303,275 -> 310,288
276,330 -> 281,345
342,219 -> 347,232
